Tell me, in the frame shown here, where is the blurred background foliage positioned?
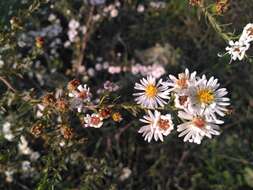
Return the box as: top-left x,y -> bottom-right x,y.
0,0 -> 253,189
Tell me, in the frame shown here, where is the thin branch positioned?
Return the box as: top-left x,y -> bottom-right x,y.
0,76 -> 17,92
76,6 -> 95,70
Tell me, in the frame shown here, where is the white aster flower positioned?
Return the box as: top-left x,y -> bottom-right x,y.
18,136 -> 32,155
139,110 -> 174,142
119,167 -> 132,181
36,104 -> 45,118
5,170 -> 14,183
3,122 -> 11,133
84,113 -> 103,128
188,75 -> 230,121
2,122 -> 14,141
30,151 -> 40,161
137,4 -> 145,13
174,94 -> 190,110
22,161 -> 32,172
103,81 -> 119,92
68,29 -> 78,42
110,8 -> 119,18
225,40 -> 250,61
134,76 -> 170,109
167,68 -> 197,95
177,109 -> 221,144
240,23 -> 253,43
69,84 -> 91,112
68,19 -> 80,30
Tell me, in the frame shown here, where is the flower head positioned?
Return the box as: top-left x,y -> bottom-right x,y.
134,76 -> 170,109
174,94 -> 190,110
215,0 -> 229,15
55,98 -> 69,112
167,69 -> 197,95
68,19 -> 80,30
2,122 -> 14,141
30,123 -> 44,137
177,109 -> 221,144
60,125 -> 74,140
103,81 -> 119,92
139,110 -> 174,142
112,112 -> 123,122
42,93 -> 56,107
99,107 -> 111,119
67,79 -> 80,91
18,136 -> 32,155
240,23 -> 253,43
188,75 -> 230,121
84,113 -> 103,128
225,40 -> 250,61
35,36 -> 44,48
69,84 -> 91,112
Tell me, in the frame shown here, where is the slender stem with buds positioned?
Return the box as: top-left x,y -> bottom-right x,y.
199,3 -> 236,42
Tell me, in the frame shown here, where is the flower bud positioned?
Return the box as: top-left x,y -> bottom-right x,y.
56,98 -> 69,112
30,123 -> 44,137
42,93 -> 56,107
112,112 -> 123,122
60,125 -> 74,140
99,107 -> 111,119
35,36 -> 44,48
67,79 -> 80,91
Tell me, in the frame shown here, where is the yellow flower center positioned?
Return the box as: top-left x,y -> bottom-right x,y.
197,89 -> 214,105
192,117 -> 206,128
145,84 -> 158,98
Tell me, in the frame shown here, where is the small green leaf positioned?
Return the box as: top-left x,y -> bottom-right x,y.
244,167 -> 253,187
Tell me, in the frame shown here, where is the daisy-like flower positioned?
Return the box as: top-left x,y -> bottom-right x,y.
174,94 -> 190,110
225,40 -> 250,61
177,109 -> 221,144
138,110 -> 174,142
134,76 -> 170,109
240,23 -> 253,43
18,136 -> 32,155
167,68 -> 197,95
68,19 -> 80,30
188,75 -> 230,121
84,113 -> 103,128
69,84 -> 91,112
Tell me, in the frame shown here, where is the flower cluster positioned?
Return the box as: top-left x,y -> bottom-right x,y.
67,79 -> 121,129
225,23 -> 253,62
68,19 -> 81,42
90,61 -> 166,79
65,69 -> 230,145
134,69 -> 230,144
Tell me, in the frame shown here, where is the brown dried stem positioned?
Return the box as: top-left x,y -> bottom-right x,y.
76,6 -> 95,70
0,76 -> 17,92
